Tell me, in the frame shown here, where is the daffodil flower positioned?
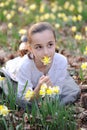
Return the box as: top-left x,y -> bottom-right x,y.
53,86 -> 60,94
81,62 -> 87,70
46,86 -> 60,95
0,75 -> 5,81
46,87 -> 53,95
40,83 -> 47,90
39,83 -> 47,96
39,89 -> 46,96
84,46 -> 87,55
0,105 -> 10,116
25,90 -> 34,101
41,56 -> 51,65
39,84 -> 60,96
19,29 -> 27,35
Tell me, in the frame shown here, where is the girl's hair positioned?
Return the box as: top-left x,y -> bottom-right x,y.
27,22 -> 56,44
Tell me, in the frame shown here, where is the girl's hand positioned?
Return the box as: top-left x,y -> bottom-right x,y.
34,75 -> 53,98
38,75 -> 53,88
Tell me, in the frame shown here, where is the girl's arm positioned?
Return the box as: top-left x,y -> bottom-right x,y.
59,72 -> 81,105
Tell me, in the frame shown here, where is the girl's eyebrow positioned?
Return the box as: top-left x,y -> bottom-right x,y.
33,44 -> 42,47
48,40 -> 55,43
34,43 -> 41,46
33,40 -> 55,46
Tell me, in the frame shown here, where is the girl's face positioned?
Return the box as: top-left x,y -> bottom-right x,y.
30,30 -> 56,66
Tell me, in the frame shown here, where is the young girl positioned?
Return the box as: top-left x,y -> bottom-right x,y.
1,22 -> 80,108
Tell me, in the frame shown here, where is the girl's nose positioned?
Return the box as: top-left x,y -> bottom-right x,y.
44,47 -> 48,55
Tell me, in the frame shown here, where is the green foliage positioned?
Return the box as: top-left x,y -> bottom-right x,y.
0,116 -> 8,130
0,32 -> 7,46
79,68 -> 84,81
6,80 -> 17,110
26,96 -> 77,130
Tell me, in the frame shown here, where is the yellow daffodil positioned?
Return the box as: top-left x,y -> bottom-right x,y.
55,23 -> 60,29
85,26 -> 87,32
39,15 -> 45,21
58,6 -> 62,11
64,1 -> 70,10
58,13 -> 65,18
46,86 -> 60,95
39,89 -> 46,96
6,14 -> 12,20
10,10 -> 15,17
84,50 -> 87,55
71,26 -> 77,32
41,56 -> 51,65
12,5 -> 16,9
0,105 -> 9,116
78,1 -> 82,5
85,46 -> 87,51
0,2 -> 5,7
44,13 -> 50,19
39,83 -> 47,96
19,29 -> 27,35
69,4 -> 75,12
50,13 -> 56,20
8,22 -> 13,29
81,62 -> 87,70
53,86 -> 60,94
5,1 -> 9,6
25,90 -> 34,101
18,6 -> 24,12
84,46 -> 87,55
46,87 -> 53,95
40,3 -> 45,13
39,83 -> 60,96
77,6 -> 83,13
0,75 -> 5,81
75,34 -> 83,41
77,15 -> 82,21
63,16 -> 68,22
72,15 -> 77,22
40,83 -> 47,90
51,6 -> 58,13
3,10 -> 8,15
29,4 -> 36,10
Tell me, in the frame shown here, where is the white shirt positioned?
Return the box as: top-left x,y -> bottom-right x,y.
16,53 -> 68,98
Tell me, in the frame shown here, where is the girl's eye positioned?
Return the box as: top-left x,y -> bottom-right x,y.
35,46 -> 42,50
48,43 -> 53,48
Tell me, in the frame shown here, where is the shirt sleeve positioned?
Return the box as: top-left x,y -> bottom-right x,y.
59,72 -> 81,105
16,63 -> 33,99
2,57 -> 21,81
52,54 -> 81,105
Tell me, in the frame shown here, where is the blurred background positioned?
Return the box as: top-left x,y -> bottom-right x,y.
0,0 -> 87,56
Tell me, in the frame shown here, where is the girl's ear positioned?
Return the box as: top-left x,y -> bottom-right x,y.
28,45 -> 33,53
